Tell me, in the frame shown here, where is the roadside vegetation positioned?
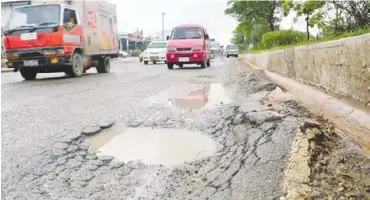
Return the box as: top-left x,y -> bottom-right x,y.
225,0 -> 370,53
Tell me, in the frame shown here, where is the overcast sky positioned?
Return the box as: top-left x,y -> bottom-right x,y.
107,0 -> 318,45
107,0 -> 238,45
1,0 -> 319,45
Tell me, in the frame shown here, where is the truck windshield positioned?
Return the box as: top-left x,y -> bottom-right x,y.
170,27 -> 203,40
6,5 -> 61,31
147,42 -> 167,48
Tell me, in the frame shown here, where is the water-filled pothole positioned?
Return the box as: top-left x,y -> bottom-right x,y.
169,83 -> 231,110
90,123 -> 217,166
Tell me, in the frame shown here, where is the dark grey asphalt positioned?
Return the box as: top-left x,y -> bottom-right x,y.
1,58 -> 230,185
1,58 -> 310,200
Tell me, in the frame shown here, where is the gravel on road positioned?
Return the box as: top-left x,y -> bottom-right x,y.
2,59 -> 368,200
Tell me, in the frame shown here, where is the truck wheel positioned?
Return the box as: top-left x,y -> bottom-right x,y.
144,61 -> 148,65
206,59 -> 211,67
20,68 -> 37,80
153,61 -> 156,65
167,63 -> 174,69
67,52 -> 84,77
96,57 -> 110,73
236,55 -> 239,58
200,60 -> 206,68
178,63 -> 183,68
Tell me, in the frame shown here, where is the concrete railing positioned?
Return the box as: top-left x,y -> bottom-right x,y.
245,33 -> 370,106
242,34 -> 370,156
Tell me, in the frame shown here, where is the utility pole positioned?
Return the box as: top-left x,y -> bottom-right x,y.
162,12 -> 166,40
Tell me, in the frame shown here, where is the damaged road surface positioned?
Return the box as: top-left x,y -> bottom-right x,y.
2,59 -> 369,200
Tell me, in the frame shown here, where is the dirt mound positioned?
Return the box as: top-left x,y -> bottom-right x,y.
308,118 -> 370,199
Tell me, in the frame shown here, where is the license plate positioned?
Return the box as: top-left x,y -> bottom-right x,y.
20,33 -> 37,40
179,57 -> 189,62
150,56 -> 158,61
24,60 -> 39,67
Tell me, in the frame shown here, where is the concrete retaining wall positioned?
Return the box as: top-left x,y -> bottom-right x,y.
246,34 -> 370,106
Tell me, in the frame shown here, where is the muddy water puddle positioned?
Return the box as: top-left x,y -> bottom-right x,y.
169,83 -> 232,110
90,122 -> 217,166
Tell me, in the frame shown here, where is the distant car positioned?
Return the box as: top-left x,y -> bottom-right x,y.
210,41 -> 222,59
142,41 -> 167,65
118,50 -> 128,58
225,44 -> 239,58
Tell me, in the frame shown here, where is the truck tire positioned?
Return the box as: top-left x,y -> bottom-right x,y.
153,61 -> 156,65
144,61 -> 148,65
96,57 -> 110,73
178,63 -> 183,68
20,68 -> 37,80
167,63 -> 174,69
68,52 -> 84,77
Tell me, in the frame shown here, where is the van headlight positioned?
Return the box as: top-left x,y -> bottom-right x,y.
192,45 -> 203,51
167,47 -> 176,52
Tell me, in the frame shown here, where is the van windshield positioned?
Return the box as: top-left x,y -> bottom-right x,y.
170,27 -> 203,40
147,42 -> 167,48
227,45 -> 238,49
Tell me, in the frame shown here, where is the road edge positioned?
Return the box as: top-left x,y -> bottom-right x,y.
240,57 -> 370,157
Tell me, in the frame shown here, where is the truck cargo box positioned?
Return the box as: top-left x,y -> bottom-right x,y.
73,0 -> 119,56
30,0 -> 119,56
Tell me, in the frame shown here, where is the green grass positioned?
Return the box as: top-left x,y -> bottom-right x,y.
246,28 -> 370,54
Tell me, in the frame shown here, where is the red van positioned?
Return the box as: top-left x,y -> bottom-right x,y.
166,24 -> 211,69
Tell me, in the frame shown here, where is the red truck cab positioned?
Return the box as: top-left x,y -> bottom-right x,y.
166,24 -> 211,69
3,2 -> 118,80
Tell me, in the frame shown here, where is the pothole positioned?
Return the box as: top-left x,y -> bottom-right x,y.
90,122 -> 217,166
169,83 -> 231,110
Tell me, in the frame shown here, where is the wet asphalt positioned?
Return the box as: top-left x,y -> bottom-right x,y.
1,57 -> 311,199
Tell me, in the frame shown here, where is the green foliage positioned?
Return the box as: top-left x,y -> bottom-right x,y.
249,27 -> 370,54
326,1 -> 370,32
132,48 -> 142,57
225,0 -> 282,31
283,0 -> 326,39
231,30 -> 244,48
249,24 -> 271,45
227,0 -> 369,52
259,30 -> 306,49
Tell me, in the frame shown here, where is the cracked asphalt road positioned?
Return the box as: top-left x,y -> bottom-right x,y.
1,58 -> 312,200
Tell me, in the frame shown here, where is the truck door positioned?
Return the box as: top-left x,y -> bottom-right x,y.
62,7 -> 83,51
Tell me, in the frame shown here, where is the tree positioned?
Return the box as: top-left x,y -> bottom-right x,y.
231,30 -> 244,48
329,1 -> 370,31
225,0 -> 282,31
283,0 -> 326,40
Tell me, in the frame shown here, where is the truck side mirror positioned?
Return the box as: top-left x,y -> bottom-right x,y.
205,34 -> 209,40
166,36 -> 169,40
